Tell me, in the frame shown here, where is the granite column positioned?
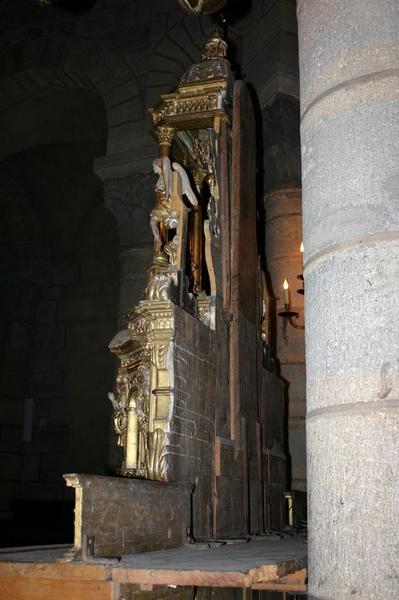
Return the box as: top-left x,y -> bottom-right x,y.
297,0 -> 399,597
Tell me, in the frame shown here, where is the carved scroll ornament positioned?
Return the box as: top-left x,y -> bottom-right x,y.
109,302 -> 175,481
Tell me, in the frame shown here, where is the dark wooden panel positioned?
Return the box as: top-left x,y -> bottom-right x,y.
259,369 -> 287,531
218,120 -> 232,307
230,81 -> 258,321
229,80 -> 258,451
215,80 -> 261,538
64,474 -> 192,558
214,299 -> 231,440
170,305 -> 215,540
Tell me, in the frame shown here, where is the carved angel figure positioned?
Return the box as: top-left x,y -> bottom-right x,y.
153,156 -> 172,198
108,377 -> 130,447
150,157 -> 176,253
147,158 -> 199,300
172,162 -> 198,207
150,158 -> 198,256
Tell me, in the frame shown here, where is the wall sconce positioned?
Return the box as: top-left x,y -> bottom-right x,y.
278,242 -> 305,330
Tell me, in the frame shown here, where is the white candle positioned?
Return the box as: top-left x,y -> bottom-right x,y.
300,241 -> 304,267
283,278 -> 290,307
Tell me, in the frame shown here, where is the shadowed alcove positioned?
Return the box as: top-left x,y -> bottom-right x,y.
0,84 -> 120,545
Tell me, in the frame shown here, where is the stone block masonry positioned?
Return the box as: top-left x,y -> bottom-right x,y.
297,0 -> 399,597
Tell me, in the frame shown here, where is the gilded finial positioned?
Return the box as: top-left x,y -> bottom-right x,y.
202,33 -> 228,61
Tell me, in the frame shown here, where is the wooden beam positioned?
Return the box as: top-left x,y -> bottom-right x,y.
0,575 -> 112,600
0,537 -> 307,596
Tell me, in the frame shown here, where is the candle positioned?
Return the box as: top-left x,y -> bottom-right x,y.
300,241 -> 304,267
283,277 -> 291,308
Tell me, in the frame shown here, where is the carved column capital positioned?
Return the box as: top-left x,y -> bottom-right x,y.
154,126 -> 176,156
102,173 -> 153,249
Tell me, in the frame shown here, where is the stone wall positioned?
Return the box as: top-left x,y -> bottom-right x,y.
0,146 -> 120,544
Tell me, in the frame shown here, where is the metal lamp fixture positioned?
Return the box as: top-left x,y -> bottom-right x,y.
178,0 -> 227,15
278,242 -> 305,330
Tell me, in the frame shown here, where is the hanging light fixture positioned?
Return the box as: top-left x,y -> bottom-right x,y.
278,277 -> 304,329
178,0 -> 227,15
278,240 -> 305,330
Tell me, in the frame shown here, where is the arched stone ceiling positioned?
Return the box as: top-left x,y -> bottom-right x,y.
146,14 -> 213,109
0,86 -> 106,162
145,3 -> 298,112
0,37 -> 144,159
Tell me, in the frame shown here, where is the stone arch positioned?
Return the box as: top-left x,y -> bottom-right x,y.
146,14 -> 214,109
0,36 -> 143,160
0,86 -> 107,162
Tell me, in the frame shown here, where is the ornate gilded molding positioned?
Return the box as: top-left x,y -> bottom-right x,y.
150,34 -> 232,131
150,85 -> 225,130
109,300 -> 175,481
202,33 -> 227,60
179,34 -> 230,85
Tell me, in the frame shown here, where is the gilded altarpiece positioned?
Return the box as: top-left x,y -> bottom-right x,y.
61,25 -> 287,564
107,32 -> 286,540
108,34 -> 231,491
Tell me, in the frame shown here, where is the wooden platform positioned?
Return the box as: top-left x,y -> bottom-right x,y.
0,536 -> 307,599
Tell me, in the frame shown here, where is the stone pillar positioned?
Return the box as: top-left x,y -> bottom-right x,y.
297,1 -> 399,597
119,247 -> 153,316
264,183 -> 306,492
98,171 -> 154,469
102,174 -> 154,320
